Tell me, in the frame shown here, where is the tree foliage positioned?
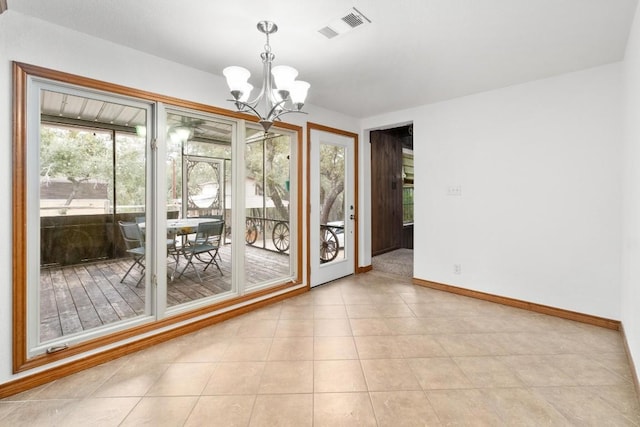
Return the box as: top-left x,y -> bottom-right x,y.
319,144 -> 345,225
114,134 -> 146,207
40,126 -> 146,214
40,126 -> 112,214
39,123 -> 308,225
245,135 -> 290,220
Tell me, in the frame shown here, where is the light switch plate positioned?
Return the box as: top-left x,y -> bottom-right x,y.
447,185 -> 462,196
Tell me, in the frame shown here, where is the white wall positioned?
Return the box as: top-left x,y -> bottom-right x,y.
622,5 -> 640,380
0,11 -> 359,386
363,63 -> 623,320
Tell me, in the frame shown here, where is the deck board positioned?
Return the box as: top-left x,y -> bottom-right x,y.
39,271 -> 59,320
50,268 -> 83,335
84,264 -> 138,319
39,244 -> 290,342
64,267 -> 103,330
74,265 -> 121,325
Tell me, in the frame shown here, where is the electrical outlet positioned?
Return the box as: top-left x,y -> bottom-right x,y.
453,264 -> 461,274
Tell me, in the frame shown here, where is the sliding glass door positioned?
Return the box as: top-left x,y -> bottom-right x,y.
15,65 -> 301,368
163,109 -> 236,310
31,83 -> 153,356
244,127 -> 296,291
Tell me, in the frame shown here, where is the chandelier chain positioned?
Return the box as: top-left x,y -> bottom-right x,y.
264,32 -> 271,53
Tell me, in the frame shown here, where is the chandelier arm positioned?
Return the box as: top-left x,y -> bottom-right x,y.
265,99 -> 290,121
227,99 -> 264,119
244,82 -> 267,108
270,109 -> 309,123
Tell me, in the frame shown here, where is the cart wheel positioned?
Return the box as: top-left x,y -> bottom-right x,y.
245,219 -> 258,245
272,222 -> 290,252
320,226 -> 339,263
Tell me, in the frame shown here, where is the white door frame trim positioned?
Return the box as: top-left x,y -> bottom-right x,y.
306,122 -> 359,286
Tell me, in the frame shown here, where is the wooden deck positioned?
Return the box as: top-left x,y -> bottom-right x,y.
39,244 -> 290,342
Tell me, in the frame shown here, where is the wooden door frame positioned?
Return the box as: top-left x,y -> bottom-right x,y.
306,122 -> 359,286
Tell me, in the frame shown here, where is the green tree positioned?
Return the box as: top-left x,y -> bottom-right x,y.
114,134 -> 146,208
40,126 -> 112,214
245,135 -> 290,220
40,126 -> 147,214
319,144 -> 345,225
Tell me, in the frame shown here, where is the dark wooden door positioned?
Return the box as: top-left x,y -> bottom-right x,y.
371,130 -> 403,255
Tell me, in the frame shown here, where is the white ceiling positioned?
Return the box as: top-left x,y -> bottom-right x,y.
8,0 -> 639,118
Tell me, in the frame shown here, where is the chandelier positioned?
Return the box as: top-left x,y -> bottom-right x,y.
223,21 -> 310,132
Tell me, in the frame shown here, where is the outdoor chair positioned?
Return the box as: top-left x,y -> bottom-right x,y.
118,221 -> 145,286
135,215 -> 180,268
177,221 -> 224,282
197,214 -> 224,260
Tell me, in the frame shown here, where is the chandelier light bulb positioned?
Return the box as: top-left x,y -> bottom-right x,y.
271,65 -> 298,94
290,81 -> 310,107
223,66 -> 251,99
239,83 -> 253,103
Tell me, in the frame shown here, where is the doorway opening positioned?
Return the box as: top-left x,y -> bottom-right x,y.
370,124 -> 413,277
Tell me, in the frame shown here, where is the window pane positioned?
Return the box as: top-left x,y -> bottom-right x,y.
403,186 -> 414,223
38,89 -> 148,344
319,143 -> 346,263
115,132 -> 146,214
245,128 -> 293,289
165,111 -> 233,308
402,149 -> 414,224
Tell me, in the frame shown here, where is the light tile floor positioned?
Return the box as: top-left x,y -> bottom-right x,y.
2,271 -> 639,426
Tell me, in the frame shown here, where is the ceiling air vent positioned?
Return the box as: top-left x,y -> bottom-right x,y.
318,7 -> 371,39
318,26 -> 340,39
342,11 -> 365,28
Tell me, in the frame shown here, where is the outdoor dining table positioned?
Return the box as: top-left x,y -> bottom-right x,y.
139,217 -> 223,280
137,217 -> 222,250
166,217 -> 222,235
139,217 -> 222,235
